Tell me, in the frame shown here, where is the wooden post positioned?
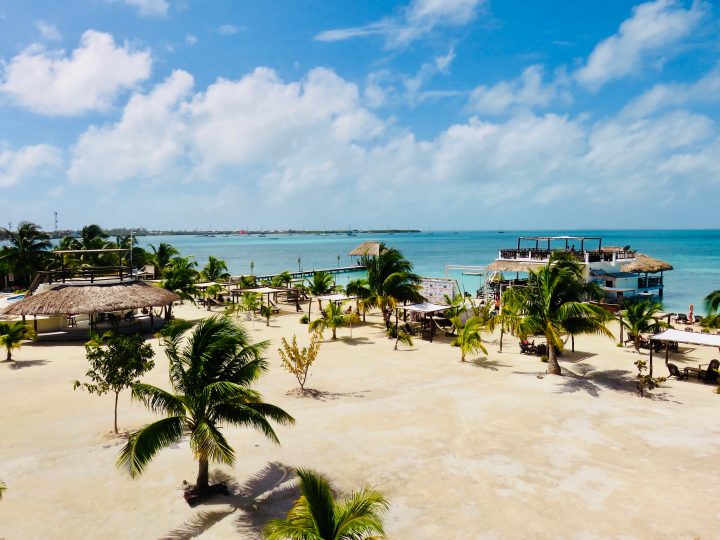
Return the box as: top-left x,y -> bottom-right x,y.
430,313 -> 434,342
665,342 -> 669,366
149,310 -> 154,331
649,344 -> 654,378
571,334 -> 575,352
33,315 -> 38,332
618,315 -> 623,346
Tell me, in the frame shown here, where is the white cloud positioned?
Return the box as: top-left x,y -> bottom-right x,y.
35,21 -> 62,41
468,65 -> 571,115
0,144 -> 63,187
0,30 -> 151,116
65,65 -> 720,226
622,63 -> 720,117
185,34 -> 198,46
576,0 -> 707,90
405,47 -> 457,104
120,0 -> 169,17
315,0 -> 485,49
218,24 -> 239,36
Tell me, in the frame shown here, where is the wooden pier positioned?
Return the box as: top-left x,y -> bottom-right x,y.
254,265 -> 365,281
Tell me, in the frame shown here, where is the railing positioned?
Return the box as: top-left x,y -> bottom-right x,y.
638,277 -> 662,289
35,266 -> 133,285
499,249 -> 636,263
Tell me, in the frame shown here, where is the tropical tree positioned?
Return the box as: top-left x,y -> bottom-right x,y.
117,316 -> 295,491
451,316 -> 488,362
306,271 -> 337,320
360,245 -> 422,327
488,297 -> 522,353
161,256 -> 198,302
703,290 -> 720,329
345,278 -> 371,322
201,256 -> 230,282
74,333 -> 155,434
115,235 -> 149,269
620,300 -> 665,352
263,468 -> 389,540
309,301 -> 350,340
504,253 -> 614,375
0,321 -> 37,362
0,479 -> 6,501
230,291 -> 262,327
278,333 -> 322,393
0,222 -> 51,285
271,271 -> 293,288
148,242 -> 180,277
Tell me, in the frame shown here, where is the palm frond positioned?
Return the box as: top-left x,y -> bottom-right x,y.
131,383 -> 186,416
117,416 -> 184,478
190,419 -> 235,465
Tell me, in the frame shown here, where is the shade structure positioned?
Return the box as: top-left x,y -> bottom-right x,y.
398,302 -> 449,314
486,260 -> 546,273
650,329 -> 720,347
348,241 -> 381,257
0,280 -> 180,316
621,254 -> 673,273
316,293 -> 355,302
233,286 -> 287,295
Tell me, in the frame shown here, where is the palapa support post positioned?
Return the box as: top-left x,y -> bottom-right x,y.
618,315 -> 624,346
33,315 -> 38,332
649,343 -> 654,378
149,310 -> 154,331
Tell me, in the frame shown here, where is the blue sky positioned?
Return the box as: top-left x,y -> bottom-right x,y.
0,0 -> 718,231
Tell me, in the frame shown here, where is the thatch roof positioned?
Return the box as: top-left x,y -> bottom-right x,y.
621,254 -> 673,273
348,241 -> 381,257
486,260 -> 546,273
1,280 -> 180,316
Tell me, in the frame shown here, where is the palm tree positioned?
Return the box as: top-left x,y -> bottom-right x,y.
451,316 -> 487,362
149,242 -> 180,277
263,468 -> 388,540
117,316 -> 295,490
620,300 -> 666,353
201,256 -> 230,282
0,321 -> 36,362
0,222 -> 51,285
505,254 -> 614,375
161,256 -> 198,303
271,271 -> 293,288
703,290 -> 720,329
361,246 -> 422,327
0,479 -> 6,501
309,301 -> 350,340
306,271 -> 337,320
345,278 -> 371,322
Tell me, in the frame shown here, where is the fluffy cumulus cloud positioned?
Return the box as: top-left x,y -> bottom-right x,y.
315,0 -> 485,48
65,64 -> 720,225
575,0 -> 707,90
35,21 -> 62,41
469,65 -> 571,115
120,0 -> 169,17
0,30 -> 151,116
0,144 -> 63,187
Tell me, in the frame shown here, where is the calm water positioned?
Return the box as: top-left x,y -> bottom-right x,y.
136,230 -> 720,314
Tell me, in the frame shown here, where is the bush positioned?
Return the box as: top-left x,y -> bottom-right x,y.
299,315 -> 309,324
540,354 -> 548,363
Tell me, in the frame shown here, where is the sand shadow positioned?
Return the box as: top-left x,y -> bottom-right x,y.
468,358 -> 511,371
286,387 -> 369,402
557,367 -> 643,398
339,336 -> 372,346
162,463 -> 298,540
6,359 -> 49,369
560,351 -> 598,364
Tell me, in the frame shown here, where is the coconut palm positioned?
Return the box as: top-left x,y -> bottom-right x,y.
306,271 -> 337,320
505,253 -> 614,375
201,256 -> 230,282
488,296 -> 521,353
161,256 -> 198,302
149,242 -> 180,277
451,316 -> 488,362
263,468 -> 388,540
620,300 -> 666,352
345,278 -> 371,322
0,321 -> 37,362
703,290 -> 720,329
361,246 -> 422,327
271,271 -> 293,288
0,222 -> 51,285
309,301 -> 351,340
117,316 -> 295,490
0,479 -> 6,500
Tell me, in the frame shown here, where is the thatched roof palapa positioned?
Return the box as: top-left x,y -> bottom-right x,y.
621,254 -> 674,273
486,260 -> 546,273
348,241 -> 381,257
1,281 -> 180,317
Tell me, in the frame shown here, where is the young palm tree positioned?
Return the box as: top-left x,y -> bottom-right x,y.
0,321 -> 37,362
620,300 -> 665,352
0,479 -> 6,500
149,242 -> 180,277
263,468 -> 388,540
451,316 -> 488,362
703,290 -> 720,329
161,256 -> 198,303
309,302 -> 350,340
306,271 -> 337,320
345,278 -> 371,322
0,222 -> 51,285
271,271 -> 293,288
117,316 -> 295,490
507,254 -> 614,375
361,246 -> 422,327
236,292 -> 261,328
201,256 -> 230,282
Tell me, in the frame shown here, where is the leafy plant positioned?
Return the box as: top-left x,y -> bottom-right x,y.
263,468 -> 388,540
306,271 -> 337,320
278,333 -> 321,393
393,328 -> 413,350
0,479 -> 6,501
74,333 -> 155,434
300,314 -> 310,324
634,358 -> 666,397
201,256 -> 230,282
309,302 -> 351,340
0,321 -> 37,362
620,300 -> 665,352
451,316 -> 488,362
117,316 -> 295,491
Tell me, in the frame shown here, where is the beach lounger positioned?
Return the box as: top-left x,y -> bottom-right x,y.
667,363 -> 688,380
519,340 -> 537,355
674,314 -> 688,323
699,359 -> 719,384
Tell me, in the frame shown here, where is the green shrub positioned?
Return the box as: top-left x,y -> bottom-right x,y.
540,354 -> 548,363
299,315 -> 309,324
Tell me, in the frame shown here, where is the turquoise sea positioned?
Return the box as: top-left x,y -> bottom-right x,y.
137,230 -> 720,315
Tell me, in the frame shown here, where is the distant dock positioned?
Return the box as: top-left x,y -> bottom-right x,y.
254,265 -> 365,281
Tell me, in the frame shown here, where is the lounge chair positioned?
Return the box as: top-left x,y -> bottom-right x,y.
694,315 -> 704,324
699,359 -> 719,384
667,363 -> 688,380
433,317 -> 455,336
675,314 -> 688,324
684,327 -> 694,332
519,340 -> 537,355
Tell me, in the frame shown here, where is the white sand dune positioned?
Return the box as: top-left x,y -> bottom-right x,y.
1,303 -> 719,539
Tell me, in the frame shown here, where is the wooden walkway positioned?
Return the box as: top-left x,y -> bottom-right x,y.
254,265 -> 365,281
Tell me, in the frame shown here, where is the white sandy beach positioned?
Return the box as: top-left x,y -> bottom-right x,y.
1,302 -> 719,539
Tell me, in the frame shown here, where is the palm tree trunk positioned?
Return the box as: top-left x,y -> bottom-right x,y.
196,459 -> 209,490
114,391 -> 119,434
5,348 -> 12,362
547,338 -> 561,375
394,310 -> 399,350
332,327 -> 337,340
